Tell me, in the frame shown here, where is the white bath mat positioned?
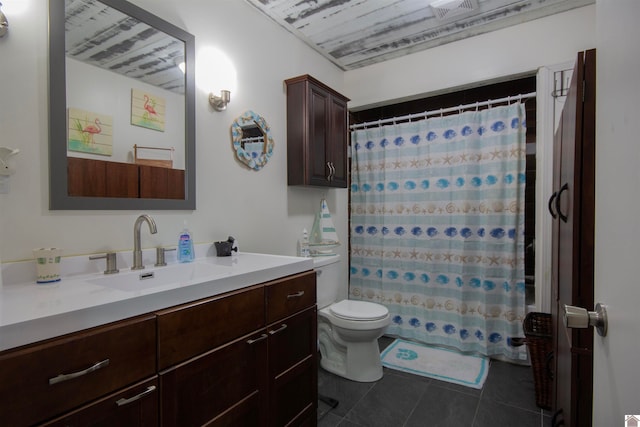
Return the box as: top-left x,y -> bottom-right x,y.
380,339 -> 489,389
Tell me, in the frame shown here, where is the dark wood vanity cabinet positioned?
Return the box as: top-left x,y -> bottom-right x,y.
67,157 -> 184,199
158,270 -> 317,427
0,271 -> 316,426
0,315 -> 157,426
286,75 -> 349,188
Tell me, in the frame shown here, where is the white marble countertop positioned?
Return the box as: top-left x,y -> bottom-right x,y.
0,251 -> 313,352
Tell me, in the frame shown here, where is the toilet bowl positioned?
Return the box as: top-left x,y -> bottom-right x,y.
314,256 -> 391,382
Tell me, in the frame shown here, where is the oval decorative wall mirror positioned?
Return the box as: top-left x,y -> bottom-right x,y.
231,111 -> 274,171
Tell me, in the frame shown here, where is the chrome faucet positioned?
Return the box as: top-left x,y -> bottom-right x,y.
132,214 -> 157,270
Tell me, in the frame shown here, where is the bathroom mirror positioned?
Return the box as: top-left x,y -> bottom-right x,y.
49,0 -> 195,209
231,111 -> 274,171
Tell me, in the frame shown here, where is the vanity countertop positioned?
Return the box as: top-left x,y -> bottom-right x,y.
0,252 -> 313,352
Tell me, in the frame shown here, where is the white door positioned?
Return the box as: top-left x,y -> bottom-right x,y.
593,0 -> 640,424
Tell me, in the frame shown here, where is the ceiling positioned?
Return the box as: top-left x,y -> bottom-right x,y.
65,0 -> 186,94
245,0 -> 593,71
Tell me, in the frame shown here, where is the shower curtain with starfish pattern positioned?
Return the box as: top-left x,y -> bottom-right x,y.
350,103 -> 527,360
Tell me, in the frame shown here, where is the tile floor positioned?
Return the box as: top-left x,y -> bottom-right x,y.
317,336 -> 550,427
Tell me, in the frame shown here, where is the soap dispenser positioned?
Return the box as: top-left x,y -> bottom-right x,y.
177,221 -> 195,263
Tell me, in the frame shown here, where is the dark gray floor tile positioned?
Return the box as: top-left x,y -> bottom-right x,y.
428,375 -> 483,397
473,399 -> 541,427
378,335 -> 396,352
384,366 -> 432,385
337,420 -> 368,427
318,367 -> 375,417
405,383 -> 480,427
344,368 -> 428,427
318,412 -> 342,427
481,360 -> 540,412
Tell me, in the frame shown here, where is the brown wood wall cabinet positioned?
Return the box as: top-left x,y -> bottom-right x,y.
285,75 -> 349,188
67,157 -> 184,200
0,271 -> 317,426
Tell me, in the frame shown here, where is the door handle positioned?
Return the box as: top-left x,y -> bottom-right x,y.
563,303 -> 607,337
548,191 -> 558,219
555,183 -> 569,222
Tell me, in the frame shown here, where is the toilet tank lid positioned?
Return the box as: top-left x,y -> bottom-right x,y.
330,300 -> 389,321
312,254 -> 341,268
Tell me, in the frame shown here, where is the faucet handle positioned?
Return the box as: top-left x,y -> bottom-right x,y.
155,247 -> 176,267
89,252 -> 119,274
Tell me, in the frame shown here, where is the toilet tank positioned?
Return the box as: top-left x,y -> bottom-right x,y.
312,255 -> 341,309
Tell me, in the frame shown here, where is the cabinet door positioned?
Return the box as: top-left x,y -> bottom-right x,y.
268,307 -> 317,427
308,84 -> 332,186
286,74 -> 350,188
160,331 -> 268,427
328,95 -> 348,187
40,377 -> 158,427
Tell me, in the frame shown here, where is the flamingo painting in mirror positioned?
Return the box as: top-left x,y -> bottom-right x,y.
82,118 -> 102,144
144,95 -> 158,117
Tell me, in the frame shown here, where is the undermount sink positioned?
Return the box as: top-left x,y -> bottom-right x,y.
89,261 -> 232,292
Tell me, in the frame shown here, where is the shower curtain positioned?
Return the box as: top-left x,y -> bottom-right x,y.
350,103 -> 527,360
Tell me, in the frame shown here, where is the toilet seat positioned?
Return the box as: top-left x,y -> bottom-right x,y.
329,300 -> 388,321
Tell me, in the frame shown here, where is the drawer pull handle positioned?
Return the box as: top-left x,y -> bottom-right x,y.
287,291 -> 305,299
116,385 -> 156,407
269,324 -> 288,335
246,334 -> 268,344
49,359 -> 110,385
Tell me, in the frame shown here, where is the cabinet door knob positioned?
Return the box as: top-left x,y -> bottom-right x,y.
287,290 -> 305,299
548,191 -> 558,219
555,183 -> 569,222
116,385 -> 157,407
268,324 -> 288,335
246,334 -> 268,344
49,359 -> 110,385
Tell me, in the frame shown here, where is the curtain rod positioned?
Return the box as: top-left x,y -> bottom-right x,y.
350,91 -> 536,131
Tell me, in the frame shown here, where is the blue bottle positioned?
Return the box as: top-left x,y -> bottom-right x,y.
177,221 -> 194,263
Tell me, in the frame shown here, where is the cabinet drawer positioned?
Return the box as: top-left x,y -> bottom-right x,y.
40,377 -> 158,427
268,307 -> 317,427
157,284 -> 265,370
266,270 -> 316,324
0,315 -> 156,426
160,331 -> 268,427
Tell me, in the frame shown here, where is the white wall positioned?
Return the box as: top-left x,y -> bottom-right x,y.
0,0 -> 347,290
345,5 -> 596,109
66,58 -> 185,167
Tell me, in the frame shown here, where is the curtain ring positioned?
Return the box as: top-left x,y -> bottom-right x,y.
507,95 -> 511,105
475,102 -> 479,112
488,99 -> 492,109
439,108 -> 444,118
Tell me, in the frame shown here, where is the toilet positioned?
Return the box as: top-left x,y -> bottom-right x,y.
314,255 -> 391,382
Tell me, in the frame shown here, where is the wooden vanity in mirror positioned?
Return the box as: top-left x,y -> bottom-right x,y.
67,158 -> 185,200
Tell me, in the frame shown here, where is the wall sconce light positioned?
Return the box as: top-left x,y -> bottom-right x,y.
209,90 -> 231,112
0,2 -> 9,37
174,56 -> 185,74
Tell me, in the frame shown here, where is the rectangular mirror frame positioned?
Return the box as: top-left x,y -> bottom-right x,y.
48,0 -> 196,210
